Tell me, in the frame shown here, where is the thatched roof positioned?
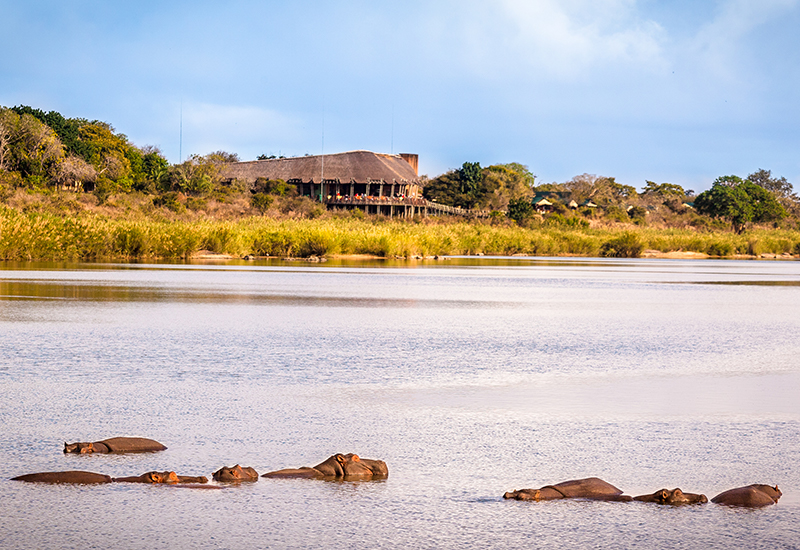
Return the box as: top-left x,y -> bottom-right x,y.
221,150 -> 419,184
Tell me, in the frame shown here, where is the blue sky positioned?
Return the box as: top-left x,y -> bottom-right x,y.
2,0 -> 799,191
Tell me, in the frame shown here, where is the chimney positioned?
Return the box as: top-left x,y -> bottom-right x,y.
399,153 -> 418,176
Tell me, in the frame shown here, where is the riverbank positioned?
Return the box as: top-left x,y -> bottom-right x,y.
2,204 -> 799,261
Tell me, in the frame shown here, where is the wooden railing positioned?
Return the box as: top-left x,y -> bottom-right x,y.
323,197 -> 489,218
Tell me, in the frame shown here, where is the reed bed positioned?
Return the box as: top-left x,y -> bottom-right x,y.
1,206 -> 799,261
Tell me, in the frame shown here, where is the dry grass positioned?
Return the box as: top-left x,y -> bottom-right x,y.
1,189 -> 799,261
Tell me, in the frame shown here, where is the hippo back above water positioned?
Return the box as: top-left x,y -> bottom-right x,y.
711,484 -> 782,507
504,477 -> 633,502
262,453 -> 388,480
64,437 -> 167,454
12,471 -> 113,484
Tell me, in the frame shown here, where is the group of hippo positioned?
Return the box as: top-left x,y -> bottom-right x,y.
12,437 -> 388,486
503,477 -> 782,508
13,436 -> 782,508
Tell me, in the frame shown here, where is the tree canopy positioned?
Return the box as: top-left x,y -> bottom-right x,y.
694,176 -> 786,233
422,161 -> 534,210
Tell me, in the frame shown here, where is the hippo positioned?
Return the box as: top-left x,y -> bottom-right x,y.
64,437 -> 167,454
212,465 -> 259,482
262,453 -> 388,480
111,471 -> 207,484
11,471 -> 112,484
634,488 -> 708,505
711,484 -> 782,507
503,477 -> 633,502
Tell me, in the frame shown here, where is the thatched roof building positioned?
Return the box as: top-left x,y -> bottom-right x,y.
221,150 -> 421,199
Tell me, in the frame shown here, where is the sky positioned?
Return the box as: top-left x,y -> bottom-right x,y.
2,0 -> 799,191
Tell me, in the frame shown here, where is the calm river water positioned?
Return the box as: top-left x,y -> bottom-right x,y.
1,257 -> 798,549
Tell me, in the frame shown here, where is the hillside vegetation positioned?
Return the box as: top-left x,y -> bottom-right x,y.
2,105 -> 800,261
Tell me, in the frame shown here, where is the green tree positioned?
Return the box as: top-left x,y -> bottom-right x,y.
79,123 -> 134,191
136,146 -> 170,192
482,163 -> 536,210
506,197 -> 534,224
168,153 -> 229,195
458,161 -> 482,198
11,105 -> 92,159
562,174 -> 630,206
747,169 -> 793,199
423,161 -> 489,209
694,176 -> 786,233
0,109 -> 65,185
642,181 -> 686,197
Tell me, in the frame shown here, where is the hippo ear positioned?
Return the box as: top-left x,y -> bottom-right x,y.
335,454 -> 345,464
149,473 -> 161,483
351,455 -> 360,462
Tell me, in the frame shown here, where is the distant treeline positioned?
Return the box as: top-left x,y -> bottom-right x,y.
424,161 -> 799,234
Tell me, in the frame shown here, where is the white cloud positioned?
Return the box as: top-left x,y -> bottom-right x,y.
446,0 -> 667,79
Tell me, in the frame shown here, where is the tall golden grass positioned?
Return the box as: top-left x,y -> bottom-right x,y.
1,206 -> 799,261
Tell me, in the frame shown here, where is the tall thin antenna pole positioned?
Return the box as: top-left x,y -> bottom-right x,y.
391,103 -> 394,154
179,101 -> 183,163
320,98 -> 325,202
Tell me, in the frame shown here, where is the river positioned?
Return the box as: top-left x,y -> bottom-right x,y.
1,257 -> 798,549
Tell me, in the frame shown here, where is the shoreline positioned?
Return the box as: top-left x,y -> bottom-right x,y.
186,251 -> 798,262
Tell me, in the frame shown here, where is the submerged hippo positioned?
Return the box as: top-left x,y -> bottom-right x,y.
213,465 -> 259,482
12,471 -> 112,484
262,453 -> 388,480
503,477 -> 632,502
711,484 -> 782,508
64,437 -> 167,454
634,488 -> 708,505
112,471 -> 208,484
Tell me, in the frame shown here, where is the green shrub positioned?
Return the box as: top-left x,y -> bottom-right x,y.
201,226 -> 237,253
604,205 -> 629,223
543,213 -> 566,227
153,192 -> 186,213
600,232 -> 644,258
706,241 -> 734,257
251,193 -> 274,213
507,198 -> 534,224
93,176 -> 116,205
186,197 -> 207,211
113,225 -> 149,256
628,206 -> 647,219
746,238 -> 763,256
564,216 -> 589,229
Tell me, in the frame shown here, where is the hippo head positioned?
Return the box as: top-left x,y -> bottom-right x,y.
212,465 -> 259,482
64,442 -> 94,454
336,453 -> 388,479
756,484 -> 782,502
634,488 -> 707,505
313,454 -> 388,479
145,471 -> 180,484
